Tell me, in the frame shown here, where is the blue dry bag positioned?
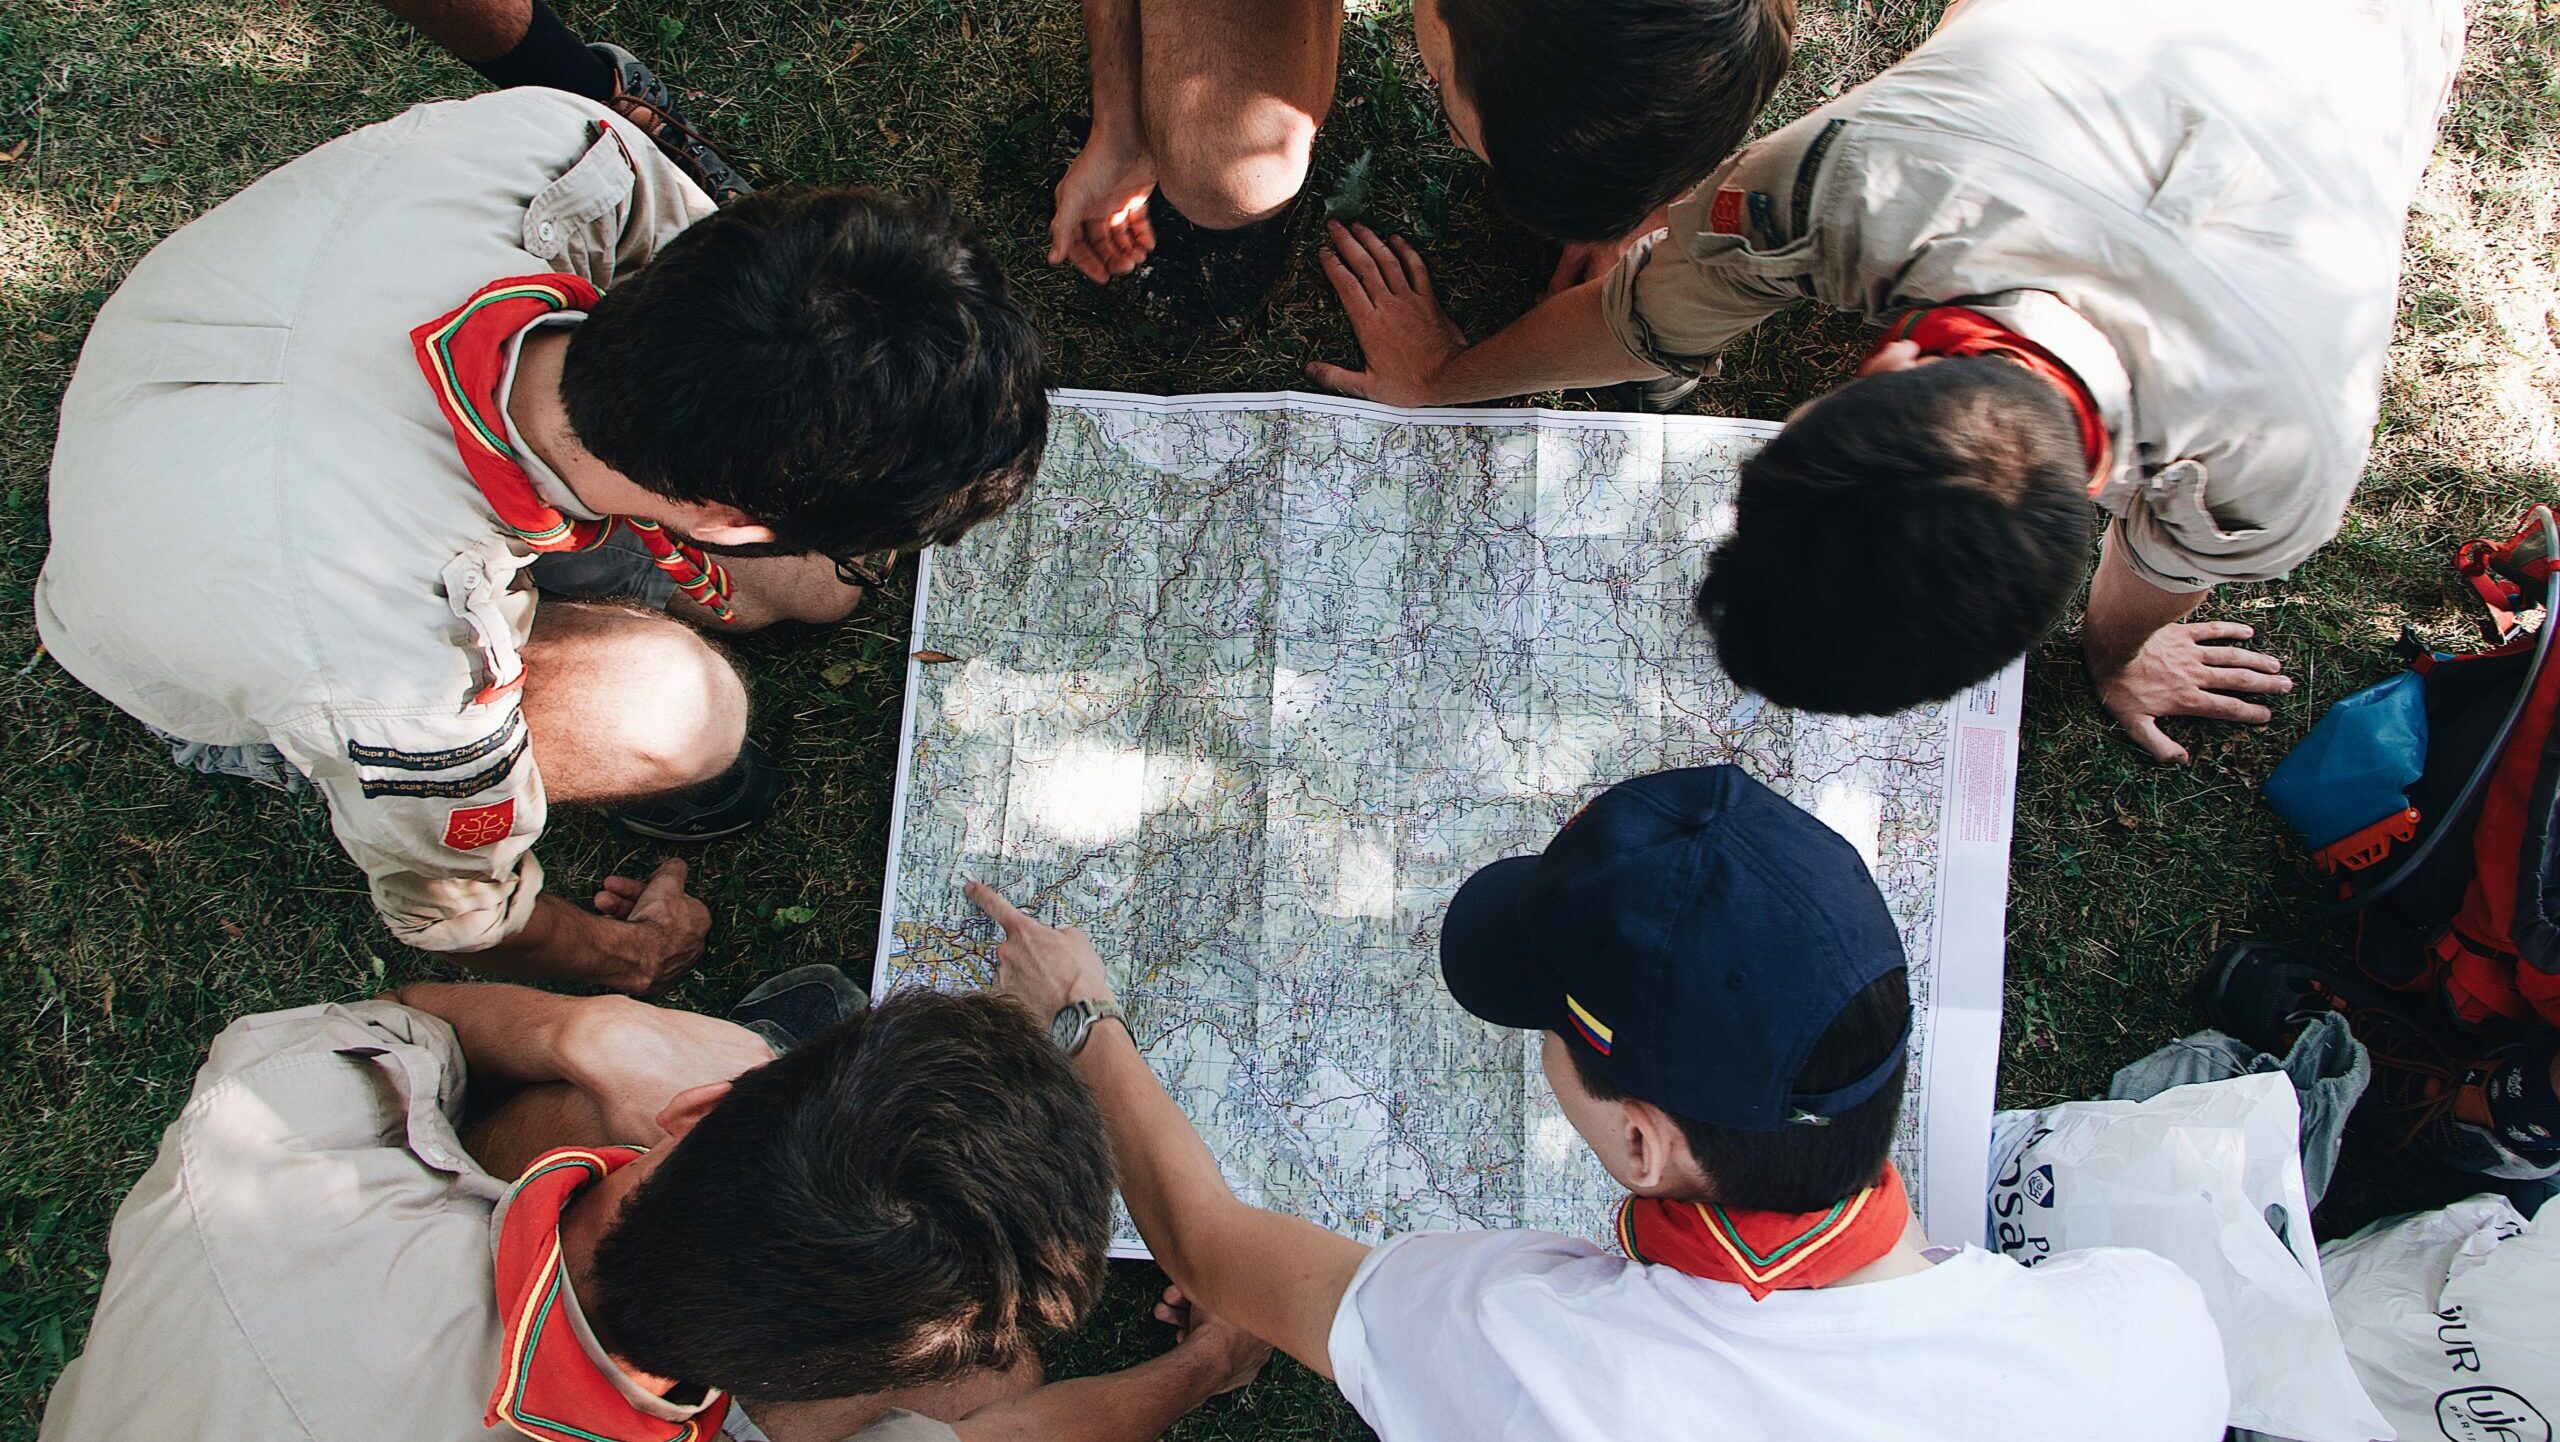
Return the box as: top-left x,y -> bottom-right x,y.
2263,670 -> 2428,866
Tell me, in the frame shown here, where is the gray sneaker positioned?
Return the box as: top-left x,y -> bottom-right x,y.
603,739 -> 785,843
728,964 -> 871,1055
1600,374 -> 1702,414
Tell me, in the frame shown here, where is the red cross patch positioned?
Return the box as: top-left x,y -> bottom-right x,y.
443,799 -> 517,851
1708,187 -> 1748,236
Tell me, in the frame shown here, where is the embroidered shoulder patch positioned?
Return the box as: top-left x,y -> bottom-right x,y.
1708,187 -> 1748,236
444,799 -> 517,851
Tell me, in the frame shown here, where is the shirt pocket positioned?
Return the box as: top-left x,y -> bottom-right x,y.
2144,111 -> 2289,236
2145,458 -> 2269,557
522,121 -> 640,287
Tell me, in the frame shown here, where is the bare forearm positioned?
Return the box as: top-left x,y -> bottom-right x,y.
2084,526 -> 2210,673
1076,1024 -> 1367,1376
1428,280 -> 1663,404
1084,0 -> 1143,140
956,1349 -> 1231,1442
460,891 -> 623,973
387,980 -> 593,1085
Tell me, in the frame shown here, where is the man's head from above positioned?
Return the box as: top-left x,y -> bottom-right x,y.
587,989 -> 1114,1403
1697,353 -> 2094,717
1440,765 -> 1912,1213
556,184 -> 1050,568
1416,0 -> 1798,241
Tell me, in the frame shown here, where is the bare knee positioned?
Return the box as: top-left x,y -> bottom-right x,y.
522,604 -> 747,801
1148,91 -> 1321,229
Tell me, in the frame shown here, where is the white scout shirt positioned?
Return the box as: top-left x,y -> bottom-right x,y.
1328,1228 -> 2233,1441
34,90 -> 713,952
1601,0 -> 2467,593
37,1000 -> 958,1442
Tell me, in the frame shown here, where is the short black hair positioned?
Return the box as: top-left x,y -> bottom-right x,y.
1440,0 -> 1797,241
592,990 -> 1113,1402
1568,969 -> 1910,1213
1697,358 -> 2093,715
562,184 -> 1049,562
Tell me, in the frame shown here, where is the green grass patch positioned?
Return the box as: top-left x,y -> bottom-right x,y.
2,0 -> 2555,1434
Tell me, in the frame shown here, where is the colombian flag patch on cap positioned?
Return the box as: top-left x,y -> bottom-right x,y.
1565,994 -> 1615,1055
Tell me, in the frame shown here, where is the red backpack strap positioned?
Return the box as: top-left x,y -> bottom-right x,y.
2459,507 -> 2560,644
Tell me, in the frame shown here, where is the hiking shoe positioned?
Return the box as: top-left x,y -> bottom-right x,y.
592,42 -> 754,206
1128,195 -> 1301,332
604,739 -> 784,842
2201,940 -> 2556,1177
728,963 -> 870,1054
2198,940 -> 2413,1053
1599,375 -> 1702,415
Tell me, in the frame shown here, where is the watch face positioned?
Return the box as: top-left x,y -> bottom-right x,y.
1050,1002 -> 1086,1052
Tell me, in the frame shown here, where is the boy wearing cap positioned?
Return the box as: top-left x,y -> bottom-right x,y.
968,764 -> 2232,1440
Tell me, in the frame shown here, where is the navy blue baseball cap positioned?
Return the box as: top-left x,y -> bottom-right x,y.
1440,765 -> 1911,1133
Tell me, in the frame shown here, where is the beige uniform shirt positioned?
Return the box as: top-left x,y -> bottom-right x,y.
34,91 -> 713,951
1602,0 -> 2465,592
38,999 -> 959,1442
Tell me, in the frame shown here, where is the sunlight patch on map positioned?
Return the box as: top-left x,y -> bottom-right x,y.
1814,780 -> 1886,874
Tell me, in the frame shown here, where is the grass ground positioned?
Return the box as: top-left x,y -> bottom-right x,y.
1,0 -> 2555,1434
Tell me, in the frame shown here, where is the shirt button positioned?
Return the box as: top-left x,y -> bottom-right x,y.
537,220 -> 558,246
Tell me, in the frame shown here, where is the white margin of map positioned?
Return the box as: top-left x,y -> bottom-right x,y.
872,388 -> 2024,1255
1923,657 -> 2024,1245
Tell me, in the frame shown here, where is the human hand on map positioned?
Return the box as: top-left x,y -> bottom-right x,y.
965,880 -> 1118,1022
1306,221 -> 1468,407
2089,621 -> 2291,764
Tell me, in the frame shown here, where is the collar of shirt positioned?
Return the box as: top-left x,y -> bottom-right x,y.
558,1269 -> 719,1425
496,312 -> 605,522
1953,290 -> 2138,505
486,1147 -> 731,1442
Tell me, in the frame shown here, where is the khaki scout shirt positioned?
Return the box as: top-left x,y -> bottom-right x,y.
1602,0 -> 2466,592
38,1000 -> 959,1442
34,90 -> 713,951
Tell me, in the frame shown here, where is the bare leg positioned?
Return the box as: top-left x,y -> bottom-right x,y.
1141,0 -> 1342,229
1054,0 -> 1341,279
373,0 -> 614,100
375,0 -> 531,62
668,552 -> 868,633
520,601 -> 748,806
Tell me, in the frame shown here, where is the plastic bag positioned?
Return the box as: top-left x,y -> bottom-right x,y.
1988,1073 -> 2390,1442
2318,1195 -> 2557,1442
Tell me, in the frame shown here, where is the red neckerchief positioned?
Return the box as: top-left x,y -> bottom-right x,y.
1614,1161 -> 1911,1302
1869,307 -> 2111,492
412,275 -> 736,624
487,1147 -> 731,1442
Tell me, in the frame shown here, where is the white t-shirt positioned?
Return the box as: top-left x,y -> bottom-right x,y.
1327,1230 -> 2229,1442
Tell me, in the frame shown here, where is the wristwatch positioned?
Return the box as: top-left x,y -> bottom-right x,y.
1050,997 -> 1127,1057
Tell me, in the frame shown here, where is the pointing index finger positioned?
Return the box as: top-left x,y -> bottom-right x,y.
963,879 -> 1035,937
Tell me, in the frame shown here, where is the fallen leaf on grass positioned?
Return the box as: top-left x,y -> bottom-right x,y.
820,661 -> 856,687
0,138 -> 26,164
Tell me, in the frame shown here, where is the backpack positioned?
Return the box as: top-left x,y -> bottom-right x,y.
2263,505 -> 2560,1031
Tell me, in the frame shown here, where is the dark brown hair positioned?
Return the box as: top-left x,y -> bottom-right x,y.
593,989 -> 1113,1401
1440,0 -> 1797,240
1698,358 -> 2093,715
563,184 -> 1049,567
